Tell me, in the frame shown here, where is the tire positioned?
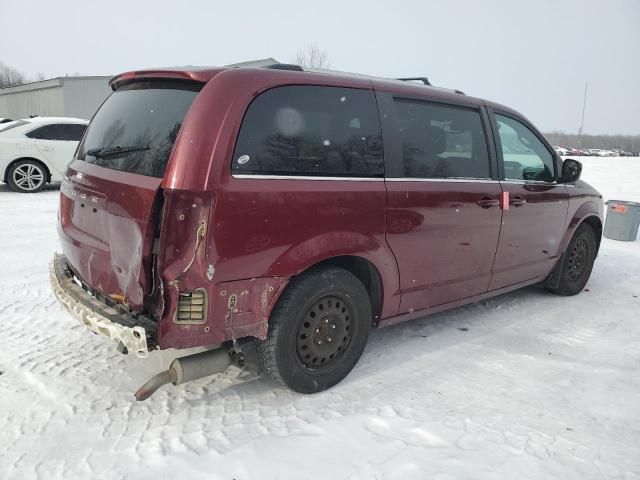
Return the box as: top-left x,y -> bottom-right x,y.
547,223 -> 597,296
256,266 -> 372,394
7,159 -> 47,193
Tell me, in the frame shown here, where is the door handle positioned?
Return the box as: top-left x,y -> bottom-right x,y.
477,197 -> 500,208
511,196 -> 527,207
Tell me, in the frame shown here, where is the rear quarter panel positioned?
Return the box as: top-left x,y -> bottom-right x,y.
157,177 -> 400,349
156,69 -> 401,349
214,176 -> 398,300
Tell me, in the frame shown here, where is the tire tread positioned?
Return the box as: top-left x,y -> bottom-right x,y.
547,223 -> 596,296
256,266 -> 370,392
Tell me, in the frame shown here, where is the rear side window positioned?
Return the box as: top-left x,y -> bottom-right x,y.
25,125 -> 54,139
62,124 -> 87,141
77,80 -> 201,178
232,86 -> 384,177
495,114 -> 555,182
393,99 -> 491,179
26,123 -> 86,141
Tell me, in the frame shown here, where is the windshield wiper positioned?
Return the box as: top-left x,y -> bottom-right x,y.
86,145 -> 150,159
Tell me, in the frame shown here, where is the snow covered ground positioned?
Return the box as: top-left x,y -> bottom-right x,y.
0,157 -> 639,480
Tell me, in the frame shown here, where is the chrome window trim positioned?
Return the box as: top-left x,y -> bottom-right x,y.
232,174 -> 385,182
385,177 -> 497,184
501,180 -> 560,186
232,174 -> 571,187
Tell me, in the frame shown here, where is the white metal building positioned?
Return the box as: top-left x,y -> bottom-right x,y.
0,76 -> 112,121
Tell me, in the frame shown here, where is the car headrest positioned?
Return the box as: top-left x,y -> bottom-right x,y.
425,126 -> 446,155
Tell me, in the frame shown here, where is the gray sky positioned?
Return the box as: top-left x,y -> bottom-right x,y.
1,0 -> 638,134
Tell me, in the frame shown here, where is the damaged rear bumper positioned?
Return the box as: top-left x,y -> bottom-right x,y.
50,253 -> 157,356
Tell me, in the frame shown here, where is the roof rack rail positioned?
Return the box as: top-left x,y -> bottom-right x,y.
397,77 -> 431,86
264,63 -> 304,72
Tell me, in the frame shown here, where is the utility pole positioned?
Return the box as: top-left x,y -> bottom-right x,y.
578,83 -> 588,154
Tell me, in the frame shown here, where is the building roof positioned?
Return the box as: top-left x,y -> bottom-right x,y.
0,76 -> 111,94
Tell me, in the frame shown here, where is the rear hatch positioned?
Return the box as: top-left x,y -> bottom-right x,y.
58,79 -> 202,311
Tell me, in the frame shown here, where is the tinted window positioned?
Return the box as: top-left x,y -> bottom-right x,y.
393,99 -> 490,179
495,114 -> 555,182
26,124 -> 59,140
62,124 -> 87,141
25,123 -> 85,141
77,81 -> 201,178
233,86 -> 383,177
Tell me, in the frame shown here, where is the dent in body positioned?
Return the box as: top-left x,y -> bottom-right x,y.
57,165 -> 161,311
154,189 -> 240,349
217,277 -> 289,341
157,275 -> 289,350
106,213 -> 144,307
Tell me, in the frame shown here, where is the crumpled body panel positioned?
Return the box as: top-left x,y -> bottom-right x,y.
58,162 -> 160,310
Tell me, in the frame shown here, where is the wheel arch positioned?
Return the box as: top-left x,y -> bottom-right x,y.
4,157 -> 52,184
581,215 -> 603,254
558,200 -> 603,256
265,233 -> 401,322
545,206 -> 603,290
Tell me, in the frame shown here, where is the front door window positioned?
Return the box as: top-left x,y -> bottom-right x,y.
495,114 -> 555,182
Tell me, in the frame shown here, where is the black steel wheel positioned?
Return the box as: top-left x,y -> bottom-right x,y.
547,223 -> 597,296
295,295 -> 353,370
567,238 -> 588,281
257,266 -> 372,393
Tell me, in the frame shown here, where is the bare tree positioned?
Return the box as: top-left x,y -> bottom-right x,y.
294,44 -> 330,69
0,61 -> 27,87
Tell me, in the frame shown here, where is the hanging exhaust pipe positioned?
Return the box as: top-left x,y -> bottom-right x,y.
134,348 -> 243,401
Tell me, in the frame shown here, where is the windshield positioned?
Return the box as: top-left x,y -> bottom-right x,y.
77,80 -> 201,178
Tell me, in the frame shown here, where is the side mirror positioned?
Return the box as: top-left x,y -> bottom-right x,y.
559,158 -> 582,183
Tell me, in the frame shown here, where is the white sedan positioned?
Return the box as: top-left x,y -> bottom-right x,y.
0,117 -> 88,193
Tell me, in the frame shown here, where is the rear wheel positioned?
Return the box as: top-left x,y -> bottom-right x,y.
257,266 -> 372,393
547,223 -> 597,296
7,160 -> 47,193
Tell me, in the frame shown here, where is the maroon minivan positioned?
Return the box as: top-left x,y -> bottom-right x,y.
50,65 -> 603,399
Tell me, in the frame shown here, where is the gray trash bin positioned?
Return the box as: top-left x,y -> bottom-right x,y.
604,200 -> 640,241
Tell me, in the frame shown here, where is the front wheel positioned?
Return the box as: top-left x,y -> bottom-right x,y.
256,266 -> 372,393
7,160 -> 47,193
547,223 -> 597,296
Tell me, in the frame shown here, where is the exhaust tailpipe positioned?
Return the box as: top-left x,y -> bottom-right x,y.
134,370 -> 175,401
134,348 -> 241,401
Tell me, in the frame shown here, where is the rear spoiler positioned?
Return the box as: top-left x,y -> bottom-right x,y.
109,68 -> 223,90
